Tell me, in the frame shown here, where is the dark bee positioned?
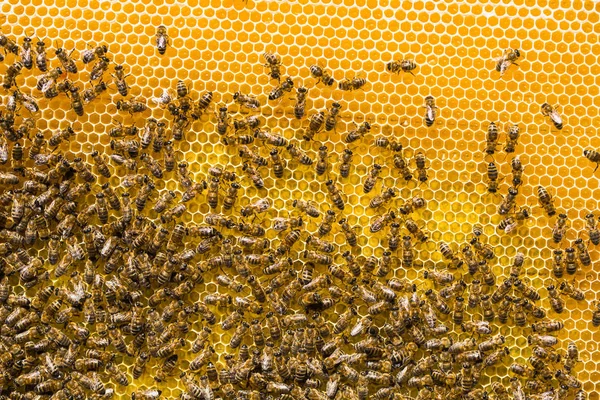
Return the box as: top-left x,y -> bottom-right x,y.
90,56 -> 110,81
293,199 -> 320,218
82,81 -> 109,103
511,155 -> 523,186
192,91 -> 213,119
287,143 -> 313,165
303,111 -> 325,141
309,63 -> 335,86
552,213 -> 568,244
495,48 -> 520,75
68,86 -> 85,116
541,102 -> 563,130
268,76 -> 294,101
504,123 -> 520,153
585,213 -> 600,245
82,43 -> 108,64
485,121 -> 500,155
369,186 -> 397,209
20,34 -> 34,69
294,86 -> 308,119
269,148 -> 286,178
498,186 -> 518,215
387,58 -> 417,74
391,143 -> 413,181
315,145 -> 329,176
35,39 -> 48,71
55,44 -> 78,73
547,284 -> 564,314
324,102 -> 342,132
537,185 -> 556,217
339,76 -> 367,91
215,106 -> 230,136
263,51 -> 282,81
112,64 -> 130,97
155,25 -> 169,55
573,238 -> 591,266
583,148 -> 600,172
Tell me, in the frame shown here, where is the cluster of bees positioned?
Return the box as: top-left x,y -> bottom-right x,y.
0,26 -> 596,400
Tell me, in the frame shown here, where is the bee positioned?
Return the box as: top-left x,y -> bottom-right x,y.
367,186 -> 396,209
3,61 -> 24,89
388,145 -> 413,182
132,389 -> 162,400
322,102 -> 343,133
37,66 -> 64,94
485,161 -> 500,193
404,217 -> 427,242
32,38 -> 49,72
414,151 -> 429,183
498,186 -> 518,215
561,246 -> 579,275
344,122 -> 371,143
233,91 -> 261,110
190,91 -> 213,119
549,213 -> 569,244
54,44 -> 78,73
309,64 -> 335,86
536,185 -> 557,217
337,218 -> 357,247
240,198 -> 271,217
509,155 -> 524,187
387,58 -> 417,74
112,64 -> 130,97
90,56 -> 110,81
559,280 -> 585,301
503,123 -> 520,153
155,25 -> 169,55
485,121 -> 500,156
495,48 -> 521,75
12,89 -> 40,113
546,284 -> 564,314
363,163 -> 382,194
292,199 -> 320,218
369,210 -> 395,233
540,102 -> 564,130
82,81 -> 109,103
421,95 -> 438,127
573,237 -> 592,266
268,76 -> 294,101
242,163 -> 264,189
116,99 -> 148,114
325,179 -> 345,211
339,76 -> 367,91
49,125 -> 76,147
532,319 -> 564,333
583,212 -> 600,245
263,51 -> 282,81
286,143 -> 313,165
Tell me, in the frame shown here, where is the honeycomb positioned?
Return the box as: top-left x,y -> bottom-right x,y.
1,0 -> 600,399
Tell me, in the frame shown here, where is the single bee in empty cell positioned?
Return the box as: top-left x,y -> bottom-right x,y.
339,76 -> 367,91
269,76 -> 294,101
387,58 -> 417,74
309,63 -> 335,86
541,102 -> 563,130
155,25 -> 169,55
495,48 -> 521,75
294,86 -> 308,119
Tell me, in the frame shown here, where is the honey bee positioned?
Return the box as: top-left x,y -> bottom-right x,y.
573,237 -> 591,266
339,76 -> 367,91
323,102 -> 343,132
484,121 -> 500,156
286,143 -> 313,165
49,125 -> 76,147
541,102 -> 563,130
559,280 -> 585,301
344,122 -> 371,143
324,179 -> 345,211
387,58 -> 417,74
268,76 -> 294,101
116,99 -> 148,114
55,44 -> 78,73
419,95 -> 437,127
3,61 -> 24,89
494,48 -> 521,75
363,163 -> 382,194
309,64 -> 335,86
537,185 -> 557,217
11,90 -> 40,113
485,161 -> 500,193
336,218 -> 357,247
82,81 -> 109,103
233,91 -> 261,110
112,64 -> 130,97
508,155 -> 524,187
498,186 -> 518,215
90,56 -> 110,81
155,25 -> 169,55
302,111 -> 325,141
583,212 -> 600,245
263,51 -> 282,81
503,123 -> 520,153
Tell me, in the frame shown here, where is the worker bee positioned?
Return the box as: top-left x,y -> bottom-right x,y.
34,38 -> 48,71
537,185 -> 557,217
415,151 -> 429,183
504,124 -> 520,153
112,64 -> 130,97
294,86 -> 308,119
547,284 -> 564,313
82,81 -> 109,103
485,121 -> 500,156
422,95 -> 437,127
550,213 -> 569,244
116,99 -> 148,114
510,155 -> 524,187
55,44 -> 78,73
90,56 -> 110,81
268,76 -> 294,101
302,111 -> 325,141
12,90 -> 40,113
339,76 -> 367,91
486,161 -> 500,193
584,212 -> 600,245
286,143 -> 313,165
344,122 -> 371,143
155,25 -> 169,55
3,61 -> 24,89
325,179 -> 345,211
498,186 -> 518,215
495,48 -> 521,75
387,58 -> 417,74
370,210 -> 395,233
369,187 -> 397,209
233,91 -> 261,110
559,280 -> 585,301
532,320 -> 564,333
309,63 -> 335,86
263,51 -> 282,81
322,102 -> 343,133
242,163 -> 264,189
541,102 -> 563,130
363,163 -> 382,194
20,35 -> 34,70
